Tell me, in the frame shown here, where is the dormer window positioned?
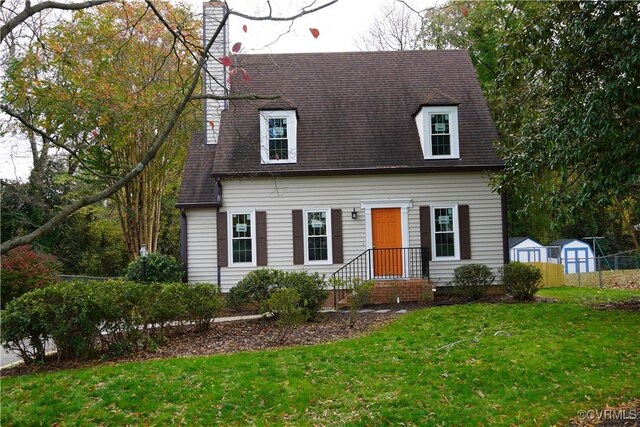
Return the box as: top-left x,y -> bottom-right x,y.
415,105 -> 459,160
260,110 -> 297,164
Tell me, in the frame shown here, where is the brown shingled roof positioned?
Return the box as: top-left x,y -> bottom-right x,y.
177,132 -> 221,207
211,50 -> 502,177
417,88 -> 460,107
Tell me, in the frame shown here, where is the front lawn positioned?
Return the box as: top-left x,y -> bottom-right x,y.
2,288 -> 639,426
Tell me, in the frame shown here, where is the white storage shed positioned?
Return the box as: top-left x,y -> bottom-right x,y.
549,239 -> 596,274
509,237 -> 547,263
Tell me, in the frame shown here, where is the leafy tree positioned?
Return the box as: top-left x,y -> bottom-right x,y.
414,1 -> 639,250
1,0 -> 338,254
492,1 -> 640,250
3,1 -> 197,259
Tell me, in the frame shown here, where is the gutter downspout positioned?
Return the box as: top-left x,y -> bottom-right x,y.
180,208 -> 188,282
216,206 -> 222,291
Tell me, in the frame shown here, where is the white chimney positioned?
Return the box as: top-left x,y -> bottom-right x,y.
203,2 -> 228,145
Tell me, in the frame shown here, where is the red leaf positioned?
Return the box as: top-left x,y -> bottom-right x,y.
232,42 -> 242,53
461,6 -> 469,17
242,24 -> 248,33
219,56 -> 232,67
239,67 -> 251,83
309,28 -> 320,39
208,120 -> 215,130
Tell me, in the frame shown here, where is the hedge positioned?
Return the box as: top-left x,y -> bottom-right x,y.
0,280 -> 222,364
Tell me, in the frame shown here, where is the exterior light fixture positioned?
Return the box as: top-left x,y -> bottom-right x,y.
351,208 -> 358,220
139,244 -> 148,282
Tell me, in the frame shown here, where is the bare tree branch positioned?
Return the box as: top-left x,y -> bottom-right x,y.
1,0 -> 112,43
0,103 -> 116,180
229,0 -> 338,22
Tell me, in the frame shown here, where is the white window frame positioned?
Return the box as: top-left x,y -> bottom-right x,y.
417,106 -> 459,160
259,110 -> 297,164
303,208 -> 333,265
228,210 -> 256,267
431,204 -> 460,261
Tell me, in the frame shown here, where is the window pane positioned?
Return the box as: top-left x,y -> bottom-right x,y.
268,118 -> 288,160
268,118 -> 287,138
431,135 -> 451,156
308,236 -> 328,261
232,214 -> 251,238
307,211 -> 327,236
435,232 -> 455,257
233,238 -> 252,263
431,114 -> 449,134
434,208 -> 453,232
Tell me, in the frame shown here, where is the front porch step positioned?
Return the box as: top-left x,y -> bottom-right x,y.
332,278 -> 434,308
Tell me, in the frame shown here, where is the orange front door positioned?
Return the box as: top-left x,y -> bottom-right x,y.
372,208 -> 403,276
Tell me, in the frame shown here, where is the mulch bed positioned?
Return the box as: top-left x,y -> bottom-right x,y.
592,297 -> 640,312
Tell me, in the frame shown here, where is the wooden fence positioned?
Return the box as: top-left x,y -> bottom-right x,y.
526,262 -> 564,287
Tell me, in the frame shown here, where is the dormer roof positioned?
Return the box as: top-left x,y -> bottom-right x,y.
417,88 -> 460,108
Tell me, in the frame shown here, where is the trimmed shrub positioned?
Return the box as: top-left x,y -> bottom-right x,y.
185,283 -> 223,332
0,290 -> 51,364
228,269 -> 328,320
450,264 -> 496,300
125,253 -> 183,283
0,245 -> 61,308
279,271 -> 328,321
0,280 -> 217,365
502,262 -> 543,301
227,269 -> 283,311
264,288 -> 304,342
89,280 -> 151,355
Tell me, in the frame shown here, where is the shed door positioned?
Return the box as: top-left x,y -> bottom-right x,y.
372,208 -> 403,276
564,248 -> 589,274
516,248 -> 541,263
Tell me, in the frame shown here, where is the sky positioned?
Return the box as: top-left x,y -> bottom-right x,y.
204,0 -> 416,54
0,0 -> 426,181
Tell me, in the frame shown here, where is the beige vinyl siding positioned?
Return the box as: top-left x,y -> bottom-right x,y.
215,172 -> 503,291
185,208 -> 217,283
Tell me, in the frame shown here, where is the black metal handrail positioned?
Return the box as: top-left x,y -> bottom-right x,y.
330,247 -> 430,309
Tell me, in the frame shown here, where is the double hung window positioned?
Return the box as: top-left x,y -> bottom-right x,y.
260,110 -> 297,164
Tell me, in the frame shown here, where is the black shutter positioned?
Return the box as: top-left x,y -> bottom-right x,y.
256,211 -> 267,266
459,205 -> 471,260
292,210 -> 304,265
419,206 -> 432,260
331,209 -> 343,264
217,212 -> 228,267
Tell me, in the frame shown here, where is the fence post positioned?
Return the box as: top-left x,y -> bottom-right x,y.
578,266 -> 581,287
598,257 -> 602,289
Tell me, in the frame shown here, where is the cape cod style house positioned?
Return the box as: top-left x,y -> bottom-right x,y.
177,3 -> 508,297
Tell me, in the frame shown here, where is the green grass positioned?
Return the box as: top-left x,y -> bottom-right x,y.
2,288 -> 639,426
539,285 -> 640,303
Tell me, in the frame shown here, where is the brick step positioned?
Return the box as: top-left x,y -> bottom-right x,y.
328,279 -> 434,308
